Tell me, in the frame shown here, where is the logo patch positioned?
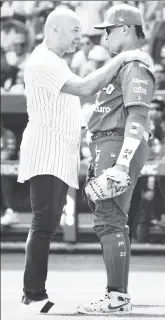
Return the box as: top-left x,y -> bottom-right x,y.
130,122 -> 140,135
108,302 -> 128,310
116,234 -> 121,238
95,106 -> 111,113
133,86 -> 147,95
110,153 -> 116,158
118,241 -> 124,247
122,148 -> 133,160
132,78 -> 148,85
103,83 -> 115,95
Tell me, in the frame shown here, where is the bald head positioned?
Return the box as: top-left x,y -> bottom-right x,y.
45,8 -> 80,35
43,8 -> 81,56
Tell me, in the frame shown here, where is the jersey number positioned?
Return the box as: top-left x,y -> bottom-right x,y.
103,84 -> 115,95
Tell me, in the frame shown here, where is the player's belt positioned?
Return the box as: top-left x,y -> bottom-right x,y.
91,130 -> 149,142
91,130 -> 123,141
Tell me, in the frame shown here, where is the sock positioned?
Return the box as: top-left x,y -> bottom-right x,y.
100,232 -> 126,294
107,287 -> 122,293
123,230 -> 131,293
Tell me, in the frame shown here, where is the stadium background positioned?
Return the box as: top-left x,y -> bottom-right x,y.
1,0 -> 165,247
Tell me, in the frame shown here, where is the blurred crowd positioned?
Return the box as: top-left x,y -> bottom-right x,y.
1,0 -> 165,93
1,1 -> 165,239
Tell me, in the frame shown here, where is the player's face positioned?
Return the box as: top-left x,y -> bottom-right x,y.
59,19 -> 81,53
105,25 -> 125,55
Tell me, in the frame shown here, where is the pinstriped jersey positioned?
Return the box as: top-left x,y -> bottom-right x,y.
18,44 -> 81,189
88,60 -> 155,133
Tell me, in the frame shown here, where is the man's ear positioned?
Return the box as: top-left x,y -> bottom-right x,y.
53,24 -> 58,33
123,25 -> 130,36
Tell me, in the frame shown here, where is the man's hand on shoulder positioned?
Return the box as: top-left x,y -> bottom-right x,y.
120,49 -> 153,69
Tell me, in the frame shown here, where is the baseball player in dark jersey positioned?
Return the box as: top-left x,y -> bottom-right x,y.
77,4 -> 155,315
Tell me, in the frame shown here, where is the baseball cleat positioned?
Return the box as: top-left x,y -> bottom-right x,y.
104,287 -> 131,301
77,291 -> 132,315
19,296 -> 55,316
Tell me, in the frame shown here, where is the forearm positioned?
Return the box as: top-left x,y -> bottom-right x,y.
81,54 -> 124,96
116,106 -> 148,168
61,50 -> 152,97
61,54 -> 125,96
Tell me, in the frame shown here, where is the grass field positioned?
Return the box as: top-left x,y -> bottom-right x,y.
1,253 -> 165,320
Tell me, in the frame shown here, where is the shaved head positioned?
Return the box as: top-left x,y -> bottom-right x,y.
44,8 -> 81,56
45,8 -> 80,32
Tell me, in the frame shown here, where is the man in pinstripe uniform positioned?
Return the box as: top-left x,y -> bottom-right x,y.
18,7 -> 152,315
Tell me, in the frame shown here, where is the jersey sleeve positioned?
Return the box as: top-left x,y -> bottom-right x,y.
120,61 -> 155,109
30,54 -> 73,94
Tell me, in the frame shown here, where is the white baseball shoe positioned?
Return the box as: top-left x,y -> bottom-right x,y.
19,296 -> 56,317
104,287 -> 131,302
1,208 -> 19,226
77,291 -> 132,315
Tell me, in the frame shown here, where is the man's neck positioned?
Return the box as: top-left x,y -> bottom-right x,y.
42,39 -> 65,58
122,39 -> 141,51
111,40 -> 141,57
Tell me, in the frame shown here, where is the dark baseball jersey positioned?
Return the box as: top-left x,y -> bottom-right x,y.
88,61 -> 155,134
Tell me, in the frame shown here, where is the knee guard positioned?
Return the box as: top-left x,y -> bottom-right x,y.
100,231 -> 125,247
94,224 -> 124,239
